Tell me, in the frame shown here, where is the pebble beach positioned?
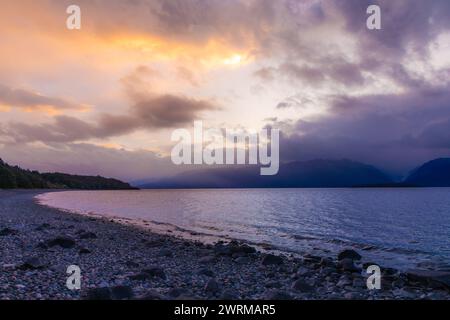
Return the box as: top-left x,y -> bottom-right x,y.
1,190 -> 449,300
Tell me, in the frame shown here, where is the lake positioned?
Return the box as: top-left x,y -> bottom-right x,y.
37,188 -> 450,271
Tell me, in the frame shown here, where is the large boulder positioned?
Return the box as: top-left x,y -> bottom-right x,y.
110,286 -> 134,300
406,269 -> 450,289
338,258 -> 362,273
213,241 -> 256,256
0,227 -> 18,236
142,266 -> 167,279
20,257 -> 46,270
79,231 -> 97,239
84,287 -> 112,300
337,249 -> 362,261
47,236 -> 76,249
261,254 -> 284,266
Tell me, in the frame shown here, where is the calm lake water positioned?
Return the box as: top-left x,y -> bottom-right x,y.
37,188 -> 450,271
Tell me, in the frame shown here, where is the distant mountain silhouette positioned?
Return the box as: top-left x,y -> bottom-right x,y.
140,159 -> 393,188
405,158 -> 450,187
0,158 -> 135,190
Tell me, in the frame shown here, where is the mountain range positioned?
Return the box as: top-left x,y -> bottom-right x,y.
139,158 -> 450,189
2,157 -> 450,190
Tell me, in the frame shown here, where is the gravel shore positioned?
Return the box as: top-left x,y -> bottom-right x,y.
1,190 -> 449,300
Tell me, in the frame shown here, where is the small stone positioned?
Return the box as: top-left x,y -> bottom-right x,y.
140,290 -> 165,300
344,292 -> 362,299
79,232 -> 97,239
220,289 -> 240,300
263,290 -> 292,300
143,267 -> 166,279
198,268 -> 215,277
393,288 -> 416,299
199,256 -> 216,264
265,281 -> 282,289
0,228 -> 18,236
204,279 -> 221,294
291,279 -> 314,292
20,257 -> 46,270
35,223 -> 51,231
167,288 -> 188,298
79,248 -> 91,254
36,242 -> 48,250
159,248 -> 173,258
129,272 -> 149,281
235,257 -> 251,264
319,257 -> 335,267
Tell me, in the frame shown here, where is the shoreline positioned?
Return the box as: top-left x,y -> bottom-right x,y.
1,190 -> 449,300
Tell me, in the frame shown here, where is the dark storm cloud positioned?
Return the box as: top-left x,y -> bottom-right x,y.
4,94 -> 218,143
0,84 -> 84,110
275,87 -> 450,175
253,1 -> 450,90
269,61 -> 365,87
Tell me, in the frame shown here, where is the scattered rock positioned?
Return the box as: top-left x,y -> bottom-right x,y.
265,281 -> 282,289
227,241 -> 256,254
213,241 -> 256,256
235,257 -> 251,264
79,248 -> 91,254
175,294 -> 199,300
393,288 -> 416,299
220,289 -> 240,300
84,287 -> 112,300
111,286 -> 134,300
406,269 -> 450,289
291,279 -> 314,292
204,278 -> 221,294
319,257 -> 335,267
19,257 -> 46,270
344,292 -> 362,299
125,260 -> 140,268
199,256 -> 216,264
129,272 -> 149,281
159,248 -> 173,258
302,254 -> 322,264
263,290 -> 292,300
35,223 -> 51,231
142,266 -> 166,279
261,254 -> 284,266
47,236 -> 76,249
198,268 -> 215,277
79,231 -> 97,239
337,278 -> 352,287
36,242 -> 49,250
167,288 -> 188,298
140,290 -> 166,300
338,249 -> 362,261
338,258 -> 361,273
0,227 -> 18,236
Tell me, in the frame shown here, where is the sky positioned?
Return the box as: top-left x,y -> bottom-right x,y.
1,0 -> 450,181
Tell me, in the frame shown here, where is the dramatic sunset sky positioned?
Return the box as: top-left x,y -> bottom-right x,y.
1,0 -> 450,181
